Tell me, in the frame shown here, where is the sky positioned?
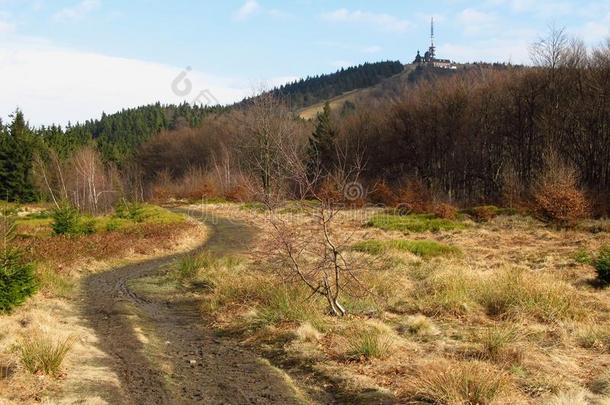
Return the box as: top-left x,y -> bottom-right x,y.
1,0 -> 609,126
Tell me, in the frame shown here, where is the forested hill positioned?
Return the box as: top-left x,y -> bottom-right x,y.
37,103 -> 222,164
270,61 -> 405,109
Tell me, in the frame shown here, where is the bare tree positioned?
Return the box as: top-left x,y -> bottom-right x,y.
262,132 -> 367,316
530,25 -> 569,70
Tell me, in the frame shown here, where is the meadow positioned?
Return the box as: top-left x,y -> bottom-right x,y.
170,202 -> 610,404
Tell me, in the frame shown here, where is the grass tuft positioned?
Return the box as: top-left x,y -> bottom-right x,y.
477,326 -> 522,364
477,269 -> 580,322
404,360 -> 512,405
413,267 -> 582,322
17,335 -> 73,378
397,314 -> 439,337
255,286 -> 321,326
346,323 -> 395,360
174,254 -> 205,282
575,325 -> 610,351
295,322 -> 322,343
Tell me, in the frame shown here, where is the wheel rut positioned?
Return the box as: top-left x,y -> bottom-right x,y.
82,209 -> 306,404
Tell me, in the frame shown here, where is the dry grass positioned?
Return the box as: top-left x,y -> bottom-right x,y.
295,322 -> 322,343
402,360 -> 515,404
476,325 -> 523,364
0,204 -> 207,403
397,314 -> 439,338
412,266 -> 584,322
73,202 -> 610,403
17,334 -> 73,377
344,321 -> 396,360
16,221 -> 195,269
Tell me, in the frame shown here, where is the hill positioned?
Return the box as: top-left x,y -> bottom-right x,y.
270,61 -> 405,110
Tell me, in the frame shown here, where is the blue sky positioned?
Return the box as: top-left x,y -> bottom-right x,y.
1,0 -> 609,125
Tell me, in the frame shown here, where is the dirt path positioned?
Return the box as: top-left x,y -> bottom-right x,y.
82,210 -> 307,405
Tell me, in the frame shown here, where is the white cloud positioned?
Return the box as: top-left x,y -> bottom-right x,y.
458,9 -> 496,25
457,8 -> 497,34
0,39 -> 249,126
53,0 -> 101,22
233,0 -> 261,21
321,9 -> 411,33
571,21 -> 610,44
440,38 -> 530,64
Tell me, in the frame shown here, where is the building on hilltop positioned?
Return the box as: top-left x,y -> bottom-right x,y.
413,17 -> 456,69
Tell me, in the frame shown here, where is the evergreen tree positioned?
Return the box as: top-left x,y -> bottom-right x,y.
307,102 -> 337,176
0,110 -> 35,202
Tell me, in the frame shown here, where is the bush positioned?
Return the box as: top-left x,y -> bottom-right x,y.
397,179 -> 432,214
533,160 -> 590,225
0,249 -> 37,313
51,205 -> 81,235
432,203 -> 458,220
594,245 -> 610,284
368,181 -> 397,206
17,335 -> 73,377
467,206 -> 500,222
79,217 -> 96,235
114,200 -> 146,222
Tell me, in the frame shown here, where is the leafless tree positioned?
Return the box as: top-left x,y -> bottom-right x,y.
262,133 -> 368,316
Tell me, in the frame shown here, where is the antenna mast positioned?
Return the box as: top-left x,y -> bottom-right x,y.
429,17 -> 436,59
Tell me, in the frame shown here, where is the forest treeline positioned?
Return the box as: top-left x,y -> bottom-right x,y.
135,31 -> 610,216
2,30 -> 610,217
269,60 -> 405,109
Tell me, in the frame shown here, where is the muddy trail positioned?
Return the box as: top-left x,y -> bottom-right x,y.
82,210 -> 307,405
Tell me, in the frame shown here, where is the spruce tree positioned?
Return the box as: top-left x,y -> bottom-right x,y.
307,102 -> 337,176
0,110 -> 35,202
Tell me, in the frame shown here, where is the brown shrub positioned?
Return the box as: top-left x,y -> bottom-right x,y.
432,203 -> 458,220
397,179 -> 433,214
183,179 -> 218,200
151,185 -> 173,202
368,181 -> 397,206
15,222 -> 195,269
316,179 -> 343,204
533,160 -> 590,225
471,206 -> 499,222
225,184 -> 254,202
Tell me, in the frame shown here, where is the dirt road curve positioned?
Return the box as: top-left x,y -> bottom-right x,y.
82,210 -> 306,405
